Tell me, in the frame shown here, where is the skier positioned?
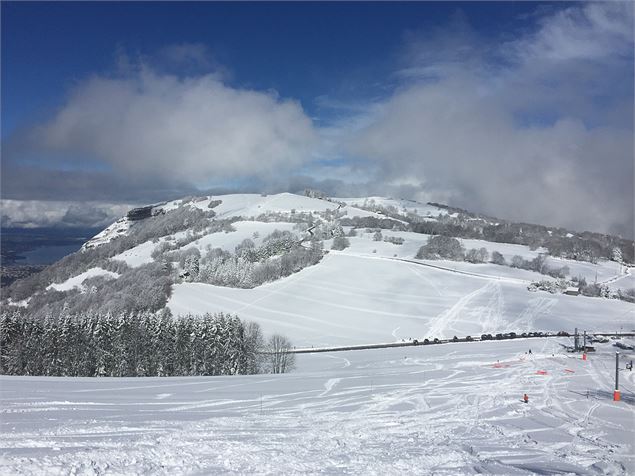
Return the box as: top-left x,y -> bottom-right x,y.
528,349 -> 532,354
523,394 -> 529,404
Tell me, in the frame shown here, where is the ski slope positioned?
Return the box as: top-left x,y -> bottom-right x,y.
1,339 -> 633,475
168,252 -> 634,347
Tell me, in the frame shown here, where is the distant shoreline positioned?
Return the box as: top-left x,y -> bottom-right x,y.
0,226 -> 101,287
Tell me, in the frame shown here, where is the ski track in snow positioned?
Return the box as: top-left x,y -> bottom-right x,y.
425,281 -> 503,338
1,339 -> 633,476
232,253 -> 335,316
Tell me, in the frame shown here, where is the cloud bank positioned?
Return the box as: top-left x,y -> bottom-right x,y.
2,3 -> 633,236
343,2 -> 634,237
5,64 -> 317,192
1,200 -> 135,229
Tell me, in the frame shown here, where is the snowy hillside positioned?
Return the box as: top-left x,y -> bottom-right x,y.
3,191 -> 634,475
1,338 -> 633,474
4,192 -> 633,348
168,251 -> 633,347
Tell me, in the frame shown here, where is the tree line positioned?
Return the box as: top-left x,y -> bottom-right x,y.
416,235 -> 569,278
0,310 -> 295,377
349,199 -> 633,264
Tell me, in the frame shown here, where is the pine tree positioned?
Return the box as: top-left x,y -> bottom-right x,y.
94,312 -> 114,377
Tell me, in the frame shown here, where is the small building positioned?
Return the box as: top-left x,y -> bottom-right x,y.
564,286 -> 580,296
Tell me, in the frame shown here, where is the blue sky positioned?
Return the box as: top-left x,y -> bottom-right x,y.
2,1 -> 540,135
1,2 -> 633,236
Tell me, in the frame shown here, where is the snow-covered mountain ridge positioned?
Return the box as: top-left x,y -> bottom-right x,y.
3,192 -> 633,347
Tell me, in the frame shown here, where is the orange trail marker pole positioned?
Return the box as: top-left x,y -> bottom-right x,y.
614,352 -> 621,401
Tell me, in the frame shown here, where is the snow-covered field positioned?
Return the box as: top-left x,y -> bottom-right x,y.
1,339 -> 633,475
168,252 -> 634,348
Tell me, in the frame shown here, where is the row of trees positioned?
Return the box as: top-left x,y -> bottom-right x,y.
415,235 -> 570,278
508,254 -> 569,279
528,278 -> 635,302
0,310 -> 295,377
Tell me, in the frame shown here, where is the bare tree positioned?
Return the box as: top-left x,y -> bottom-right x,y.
244,321 -> 265,374
267,334 -> 296,374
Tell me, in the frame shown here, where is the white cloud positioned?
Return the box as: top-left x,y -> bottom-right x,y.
341,3 -> 634,237
509,3 -> 633,62
1,200 -> 135,228
23,67 -> 317,187
3,4 -> 632,237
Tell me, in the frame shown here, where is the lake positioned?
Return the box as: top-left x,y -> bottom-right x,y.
20,244 -> 85,265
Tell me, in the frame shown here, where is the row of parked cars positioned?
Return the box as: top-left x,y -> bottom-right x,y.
481,330 -> 570,340
412,330 -> 571,346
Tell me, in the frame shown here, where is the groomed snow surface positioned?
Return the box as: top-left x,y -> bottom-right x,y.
1,339 -> 633,475
169,252 -> 634,348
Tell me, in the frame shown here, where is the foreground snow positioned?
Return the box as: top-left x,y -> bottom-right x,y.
1,339 -> 633,475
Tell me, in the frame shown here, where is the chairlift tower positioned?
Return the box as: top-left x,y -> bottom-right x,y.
574,328 -> 579,352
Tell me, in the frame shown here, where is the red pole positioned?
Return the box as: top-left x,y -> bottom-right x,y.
614,352 -> 621,401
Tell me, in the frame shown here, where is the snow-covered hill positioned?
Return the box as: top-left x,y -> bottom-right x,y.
168,252 -> 633,347
4,192 -> 633,347
3,192 -> 634,475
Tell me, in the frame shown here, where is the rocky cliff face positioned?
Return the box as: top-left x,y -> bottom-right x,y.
126,206 -> 153,221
